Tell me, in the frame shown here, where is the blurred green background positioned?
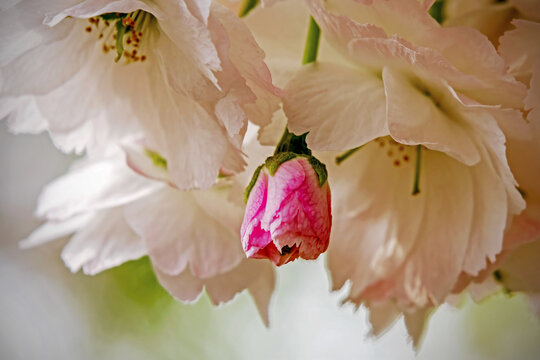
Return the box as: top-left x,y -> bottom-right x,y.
1,126 -> 539,360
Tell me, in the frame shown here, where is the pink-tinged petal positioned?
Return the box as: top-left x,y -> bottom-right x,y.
499,20 -> 540,85
1,19 -> 95,97
525,59 -> 540,128
155,259 -> 275,326
19,212 -> 94,249
125,186 -> 244,278
403,308 -> 431,349
270,160 -> 331,259
366,302 -> 400,337
122,139 -> 174,185
1,97 -> 47,134
241,170 -> 272,257
307,0 -> 527,108
45,0 -> 163,26
499,238 -> 540,293
444,3 -> 515,47
60,207 -> 145,275
144,86 -> 230,190
261,159 -> 306,227
210,3 -> 281,129
284,62 -> 387,151
381,151 -> 474,307
36,152 -> 162,221
154,268 -> 205,304
383,66 -> 480,166
327,141 -> 425,295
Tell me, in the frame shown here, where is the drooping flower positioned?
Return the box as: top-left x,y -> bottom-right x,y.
279,0 -> 527,343
21,143 -> 276,324
1,0 -> 280,189
241,152 -> 331,266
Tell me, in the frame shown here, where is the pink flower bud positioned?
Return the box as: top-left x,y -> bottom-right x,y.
241,156 -> 332,266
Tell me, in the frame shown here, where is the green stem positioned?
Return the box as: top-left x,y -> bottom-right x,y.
428,0 -> 445,24
302,17 -> 320,65
238,0 -> 259,17
274,127 -> 311,156
335,146 -> 362,165
412,145 -> 422,195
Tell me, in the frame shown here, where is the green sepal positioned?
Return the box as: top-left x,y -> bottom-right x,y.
266,152 -> 328,187
307,155 -> 328,187
244,164 -> 264,204
265,152 -> 297,176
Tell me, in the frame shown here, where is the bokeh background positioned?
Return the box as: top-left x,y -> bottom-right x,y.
1,124 -> 540,360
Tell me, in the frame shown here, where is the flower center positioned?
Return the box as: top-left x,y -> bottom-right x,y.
373,136 -> 415,168
84,11 -> 154,64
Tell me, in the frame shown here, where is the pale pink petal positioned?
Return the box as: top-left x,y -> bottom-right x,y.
36,153 -> 162,220
144,87 -> 230,190
383,66 -> 480,166
499,20 -> 540,85
45,0 -> 163,27
284,62 -> 387,150
154,268 -> 205,303
404,308 -> 431,349
327,141 -> 425,296
367,302 -> 400,337
499,238 -> 540,293
241,170 -> 272,257
61,207 -> 145,275
1,19 -> 95,97
125,186 -> 244,278
210,3 -> 281,128
307,0 -> 527,108
1,97 -> 47,134
155,259 -> 275,325
19,213 -> 94,249
122,139 -> 174,185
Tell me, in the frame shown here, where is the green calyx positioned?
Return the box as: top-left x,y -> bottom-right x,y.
266,152 -> 328,187
244,164 -> 264,204
243,126 -> 328,203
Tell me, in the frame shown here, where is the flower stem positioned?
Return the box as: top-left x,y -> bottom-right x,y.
428,0 -> 445,24
274,127 -> 311,156
335,146 -> 362,165
302,17 -> 320,65
238,0 -> 259,17
412,145 -> 422,195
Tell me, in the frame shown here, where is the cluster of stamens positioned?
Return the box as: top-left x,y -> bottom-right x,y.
84,11 -> 149,64
373,137 -> 414,167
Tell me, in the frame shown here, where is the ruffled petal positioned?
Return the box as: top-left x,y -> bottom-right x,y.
61,207 -> 145,275
125,186 -> 244,278
19,212 -> 94,249
383,66 -> 480,166
36,152 -> 162,220
284,62 -> 387,150
155,259 -> 275,325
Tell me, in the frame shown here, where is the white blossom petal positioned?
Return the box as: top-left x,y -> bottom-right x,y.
124,186 -> 244,278
61,207 -> 145,275
284,62 -> 387,150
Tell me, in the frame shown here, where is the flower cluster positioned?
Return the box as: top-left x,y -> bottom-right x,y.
2,0 -> 539,346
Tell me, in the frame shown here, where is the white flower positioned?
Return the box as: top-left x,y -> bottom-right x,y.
21,144 -> 275,324
0,0 -> 280,189
279,0 -> 526,344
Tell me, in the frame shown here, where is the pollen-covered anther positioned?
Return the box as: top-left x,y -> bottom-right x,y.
85,11 -> 150,64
